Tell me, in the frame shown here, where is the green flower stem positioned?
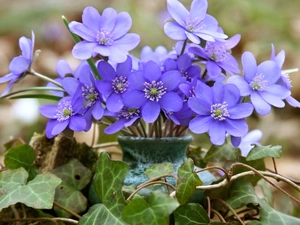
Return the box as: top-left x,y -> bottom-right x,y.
62,16 -> 101,80
28,70 -> 63,88
0,87 -> 65,99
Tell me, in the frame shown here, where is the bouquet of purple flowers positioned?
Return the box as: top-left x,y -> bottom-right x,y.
1,0 -> 298,149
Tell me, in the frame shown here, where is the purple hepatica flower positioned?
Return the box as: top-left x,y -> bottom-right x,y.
96,56 -> 132,113
164,0 -> 227,44
239,129 -> 263,157
123,60 -> 183,123
189,34 -> 241,79
69,6 -> 140,63
0,31 -> 35,96
163,54 -> 200,82
227,52 -> 291,116
39,96 -> 86,139
188,82 -> 253,145
270,45 -> 300,108
63,64 -> 104,131
105,105 -> 141,134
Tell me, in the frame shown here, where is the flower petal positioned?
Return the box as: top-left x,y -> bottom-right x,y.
96,80 -> 113,95
161,70 -> 181,91
106,93 -> 123,112
113,33 -> 140,52
164,22 -> 187,40
112,12 -> 132,39
160,92 -> 183,112
227,75 -> 252,96
72,41 -> 98,60
208,121 -> 226,145
141,101 -> 160,123
190,0 -> 207,20
104,119 -> 127,134
144,61 -> 161,82
52,120 -> 69,136
167,0 -> 189,27
242,51 -> 257,82
188,97 -> 210,115
39,104 -> 57,119
69,115 -> 87,132
228,103 -> 253,119
224,119 -> 248,137
9,56 -> 30,74
116,56 -> 132,77
189,116 -> 212,134
19,36 -> 32,59
92,101 -> 104,120
257,60 -> 281,84
123,90 -> 146,108
62,77 -> 79,96
260,91 -> 285,108
250,91 -> 271,116
56,60 -> 73,78
82,6 -> 101,32
128,71 -> 146,90
68,21 -> 95,42
97,61 -> 116,80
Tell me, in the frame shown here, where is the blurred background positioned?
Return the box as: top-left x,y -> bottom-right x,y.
0,0 -> 300,215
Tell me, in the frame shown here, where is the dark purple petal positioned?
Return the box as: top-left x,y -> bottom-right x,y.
185,66 -> 200,79
260,92 -> 285,108
189,115 -> 212,134
141,101 -> 160,123
227,75 -> 252,96
56,60 -> 73,78
223,84 -> 240,107
96,80 -> 113,96
224,119 -> 248,137
68,21 -> 95,42
123,90 -> 146,108
9,56 -> 30,74
257,60 -> 281,84
206,61 -> 222,79
69,115 -> 87,132
167,0 -> 189,27
160,92 -> 183,112
208,121 -> 226,145
124,116 -> 139,127
39,104 -> 57,119
107,93 -> 124,112
105,119 -> 127,134
164,22 -> 187,40
112,12 -> 132,39
62,77 -> 80,96
242,52 -> 257,82
250,92 -> 271,116
97,61 -> 116,80
190,0 -> 207,20
72,41 -> 98,60
92,101 -> 104,120
161,70 -> 181,91
188,97 -> 210,115
228,103 -> 253,119
177,54 -> 192,71
82,6 -> 101,32
128,71 -> 145,90
52,120 -> 69,136
144,61 -> 161,82
116,56 -> 132,77
45,119 -> 57,138
231,136 -> 241,147
194,81 -> 213,105
19,36 -> 32,59
163,58 -> 177,71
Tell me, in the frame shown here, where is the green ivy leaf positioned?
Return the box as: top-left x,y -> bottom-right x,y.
51,159 -> 92,217
246,145 -> 282,161
246,221 -> 262,225
4,144 -> 39,180
78,204 -> 127,225
174,203 -> 209,225
93,152 -> 129,217
0,168 -> 61,211
144,162 -> 174,179
122,191 -> 179,225
227,181 -> 300,225
176,158 -> 203,205
204,142 -> 240,162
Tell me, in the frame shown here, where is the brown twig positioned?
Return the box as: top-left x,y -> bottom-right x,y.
207,196 -> 211,218
211,208 -> 226,223
267,168 -> 300,185
0,217 -> 78,224
213,198 -> 245,225
53,201 -> 81,219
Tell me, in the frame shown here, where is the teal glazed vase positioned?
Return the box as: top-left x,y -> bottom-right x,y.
118,135 -> 216,198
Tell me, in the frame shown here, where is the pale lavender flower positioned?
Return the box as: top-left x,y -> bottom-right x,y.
0,31 -> 35,96
69,6 -> 140,63
227,52 -> 291,115
239,129 -> 263,157
164,0 -> 227,44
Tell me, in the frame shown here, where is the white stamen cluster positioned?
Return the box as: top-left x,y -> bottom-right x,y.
143,80 -> 167,102
205,42 -> 230,62
96,28 -> 113,45
250,73 -> 268,91
82,84 -> 99,108
211,102 -> 230,121
112,76 -> 129,93
55,100 -> 73,122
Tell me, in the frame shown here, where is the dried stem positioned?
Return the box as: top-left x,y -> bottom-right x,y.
0,217 -> 78,224
207,196 -> 211,218
53,201 -> 81,219
213,198 -> 245,225
93,142 -> 119,149
28,70 -> 63,88
195,166 -> 230,183
140,121 -> 147,137
211,208 -> 226,223
10,205 -> 21,225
